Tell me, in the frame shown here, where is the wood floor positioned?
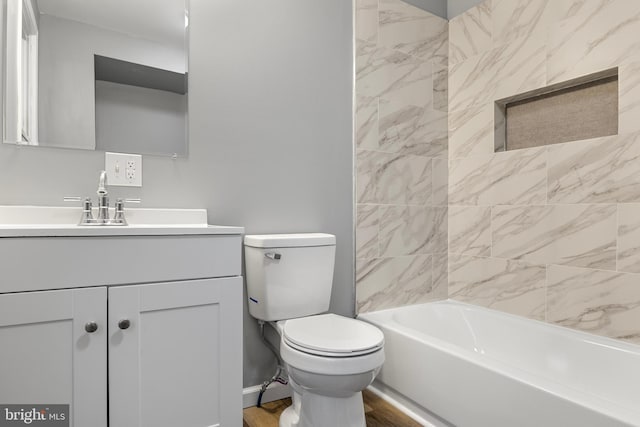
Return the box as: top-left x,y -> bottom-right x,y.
243,389 -> 422,427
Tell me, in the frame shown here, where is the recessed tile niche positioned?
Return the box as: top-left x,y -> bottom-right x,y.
495,69 -> 619,152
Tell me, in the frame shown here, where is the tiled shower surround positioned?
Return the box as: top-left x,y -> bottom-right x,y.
356,0 -> 640,344
355,0 -> 449,312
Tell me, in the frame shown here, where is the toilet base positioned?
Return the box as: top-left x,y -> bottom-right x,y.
279,389 -> 366,427
279,406 -> 300,427
279,389 -> 301,427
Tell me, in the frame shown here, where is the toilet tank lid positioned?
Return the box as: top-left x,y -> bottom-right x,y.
244,233 -> 336,248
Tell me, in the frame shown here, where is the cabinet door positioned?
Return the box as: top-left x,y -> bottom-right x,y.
109,277 -> 242,427
0,287 -> 107,427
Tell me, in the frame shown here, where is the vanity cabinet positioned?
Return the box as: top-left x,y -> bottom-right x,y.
0,287 -> 108,426
0,229 -> 243,427
109,277 -> 241,427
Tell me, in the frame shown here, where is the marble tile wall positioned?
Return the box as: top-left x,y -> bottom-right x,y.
448,0 -> 640,344
355,0 -> 449,312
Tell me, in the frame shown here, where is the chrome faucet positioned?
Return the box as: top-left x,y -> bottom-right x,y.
76,171 -> 128,226
97,171 -> 110,223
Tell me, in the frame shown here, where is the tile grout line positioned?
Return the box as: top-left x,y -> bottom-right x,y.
615,203 -> 619,273
544,263 -> 548,324
545,146 -> 549,323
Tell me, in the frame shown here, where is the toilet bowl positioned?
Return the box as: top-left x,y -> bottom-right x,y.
244,233 -> 385,427
275,314 -> 384,427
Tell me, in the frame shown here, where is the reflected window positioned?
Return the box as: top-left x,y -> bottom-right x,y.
21,2 -> 39,143
4,0 -> 38,145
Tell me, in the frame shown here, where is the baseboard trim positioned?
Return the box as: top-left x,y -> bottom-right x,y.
367,382 -> 450,427
243,382 -> 292,408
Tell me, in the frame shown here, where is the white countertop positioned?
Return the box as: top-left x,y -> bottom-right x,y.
0,206 -> 244,237
0,224 -> 244,237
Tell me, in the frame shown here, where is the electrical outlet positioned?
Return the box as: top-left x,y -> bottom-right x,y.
105,152 -> 142,187
126,160 -> 136,181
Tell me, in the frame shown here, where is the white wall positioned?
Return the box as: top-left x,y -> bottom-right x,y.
0,0 -> 353,389
38,13 -> 185,150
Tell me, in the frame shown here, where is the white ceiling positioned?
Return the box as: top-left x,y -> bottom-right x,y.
36,0 -> 186,48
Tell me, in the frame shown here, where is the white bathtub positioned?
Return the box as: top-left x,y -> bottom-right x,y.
359,300 -> 640,427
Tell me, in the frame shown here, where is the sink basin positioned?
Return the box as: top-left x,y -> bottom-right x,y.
0,206 -> 243,237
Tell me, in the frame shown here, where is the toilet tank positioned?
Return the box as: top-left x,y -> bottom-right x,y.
244,233 -> 336,321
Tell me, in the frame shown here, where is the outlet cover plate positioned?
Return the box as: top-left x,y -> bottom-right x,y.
105,152 -> 142,187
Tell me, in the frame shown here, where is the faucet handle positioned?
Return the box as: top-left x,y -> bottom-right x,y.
114,198 -> 142,208
65,196 -> 96,225
112,198 -> 128,225
79,197 -> 95,225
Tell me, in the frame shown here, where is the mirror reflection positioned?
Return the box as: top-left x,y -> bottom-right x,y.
3,0 -> 188,156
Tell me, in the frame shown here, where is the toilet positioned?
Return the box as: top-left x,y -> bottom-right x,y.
244,233 -> 385,427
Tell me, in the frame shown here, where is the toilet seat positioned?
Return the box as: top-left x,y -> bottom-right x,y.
280,337 -> 385,376
282,313 -> 384,357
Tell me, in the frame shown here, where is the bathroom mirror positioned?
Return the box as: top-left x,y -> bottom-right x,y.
2,0 -> 188,157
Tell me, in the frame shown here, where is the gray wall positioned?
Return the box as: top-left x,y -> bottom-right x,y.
95,81 -> 187,156
399,0 -> 485,22
403,0 -> 447,19
0,0 -> 353,389
447,0 -> 483,18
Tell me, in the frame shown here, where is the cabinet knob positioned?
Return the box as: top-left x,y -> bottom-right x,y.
118,319 -> 131,330
85,322 -> 98,333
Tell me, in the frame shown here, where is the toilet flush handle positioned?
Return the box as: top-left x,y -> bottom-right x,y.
265,252 -> 282,260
